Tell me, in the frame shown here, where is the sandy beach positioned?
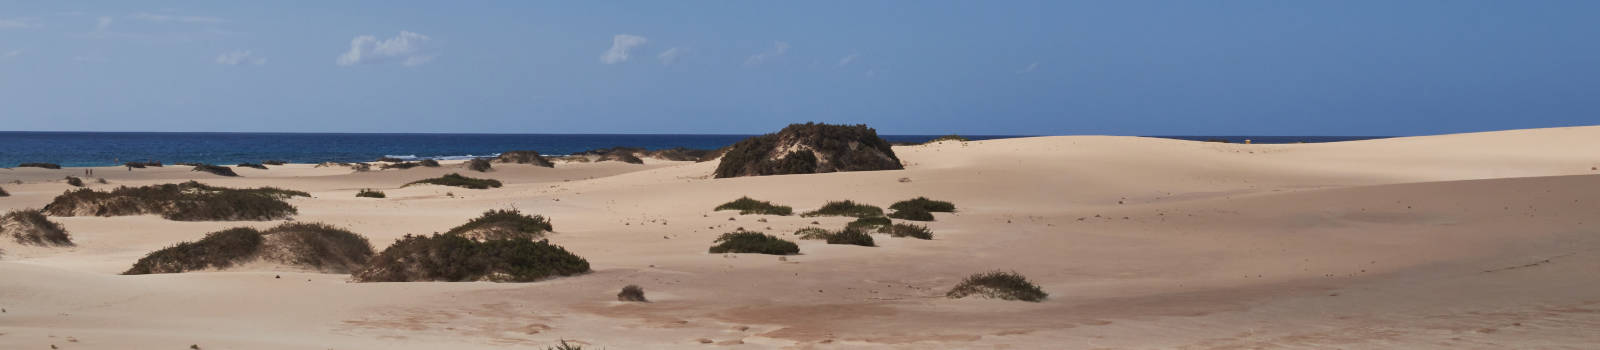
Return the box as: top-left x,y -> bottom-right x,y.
3,126 -> 1599,349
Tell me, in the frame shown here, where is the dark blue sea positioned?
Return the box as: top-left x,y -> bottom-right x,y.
0,132 -> 1387,167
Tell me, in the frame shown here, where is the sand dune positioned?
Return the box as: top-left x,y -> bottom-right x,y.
3,126 -> 1599,349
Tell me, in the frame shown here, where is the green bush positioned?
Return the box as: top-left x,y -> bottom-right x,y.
889,197 -> 956,213
124,223 -> 374,275
707,231 -> 799,255
801,200 -> 883,218
64,176 -> 85,187
355,189 -> 386,198
845,216 -> 892,233
124,227 -> 263,275
380,161 -> 424,170
445,209 -> 553,241
191,164 -> 239,177
495,151 -> 554,167
713,123 -> 903,178
405,173 -> 502,189
353,234 -> 591,282
42,181 -> 307,221
793,227 -> 831,240
467,158 -> 493,172
825,228 -> 875,247
889,223 -> 933,240
714,196 -> 793,216
1,209 -> 73,246
237,163 -> 268,170
617,285 -> 647,302
946,271 -> 1048,302
418,159 -> 441,167
888,207 -> 934,221
17,163 -> 61,169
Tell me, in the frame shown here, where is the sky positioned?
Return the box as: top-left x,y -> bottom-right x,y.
1,1 -> 1598,136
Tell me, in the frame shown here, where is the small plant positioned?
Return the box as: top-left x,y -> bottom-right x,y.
262,160 -> 288,166
708,230 -> 799,255
467,158 -> 493,172
714,196 -> 793,216
17,163 -> 61,169
237,163 -> 268,170
845,216 -> 892,233
946,271 -> 1048,302
353,234 -> 590,282
889,197 -> 956,213
380,161 -> 424,170
618,285 -> 648,302
793,227 -> 831,240
801,200 -> 883,218
825,228 -> 875,247
418,159 -> 441,167
191,164 -> 239,177
889,223 -> 933,240
546,340 -> 583,350
355,189 -> 386,198
1,210 -> 73,246
445,209 -> 553,241
888,207 -> 934,221
63,176 -> 85,187
405,173 -> 503,189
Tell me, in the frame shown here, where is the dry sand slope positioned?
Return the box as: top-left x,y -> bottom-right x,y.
3,126 -> 1600,349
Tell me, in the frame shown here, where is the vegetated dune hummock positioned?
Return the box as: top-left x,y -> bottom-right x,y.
713,122 -> 903,178
1,210 -> 73,248
41,181 -> 307,221
123,222 -> 373,275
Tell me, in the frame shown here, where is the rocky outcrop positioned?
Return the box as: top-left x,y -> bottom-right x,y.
713,123 -> 903,178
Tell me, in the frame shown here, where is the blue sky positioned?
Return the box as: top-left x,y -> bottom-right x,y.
1,1 -> 1597,135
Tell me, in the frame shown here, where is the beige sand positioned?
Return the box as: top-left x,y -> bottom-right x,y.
3,126 -> 1599,349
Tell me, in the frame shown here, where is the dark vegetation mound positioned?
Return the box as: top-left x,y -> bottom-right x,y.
18,163 -> 61,169
123,222 -> 373,275
890,197 -> 956,213
375,156 -> 407,162
845,216 -> 893,233
192,164 -> 239,177
355,189 -> 386,198
353,234 -> 590,282
405,173 -> 502,189
645,147 -> 717,161
418,159 -> 440,167
315,162 -> 371,172
125,161 -> 163,168
467,158 -> 493,172
889,223 -> 933,240
924,134 -> 971,144
888,207 -> 934,221
124,162 -> 146,169
825,228 -> 875,247
946,271 -> 1048,302
237,163 -> 268,170
713,123 -> 903,178
445,209 -> 553,241
174,162 -> 203,166
0,186 -> 8,197
64,176 -> 85,187
802,200 -> 883,218
2,210 -> 73,247
793,227 -> 831,240
618,285 -> 647,302
714,197 -> 793,216
495,150 -> 555,167
707,230 -> 799,255
381,160 -> 442,170
262,160 -> 288,166
43,181 -> 308,221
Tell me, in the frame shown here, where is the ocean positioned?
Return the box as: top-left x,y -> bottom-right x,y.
0,132 -> 1388,167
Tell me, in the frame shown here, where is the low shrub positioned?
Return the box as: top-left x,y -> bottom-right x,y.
793,227 -> 831,240
825,228 -> 875,247
123,222 -> 373,275
262,160 -> 288,166
353,234 -> 591,282
18,163 -> 61,169
405,173 -> 502,189
124,162 -> 146,169
924,134 -> 971,144
707,230 -> 799,255
418,159 -> 441,167
64,176 -> 85,187
380,161 -> 423,170
888,207 -> 934,221
237,163 -> 268,170
42,181 -> 307,221
355,189 -> 386,198
467,158 -> 493,172
1,210 -> 73,246
889,197 -> 956,213
845,216 -> 893,233
124,227 -> 263,275
0,186 -> 8,197
946,271 -> 1048,302
495,150 -> 554,167
801,200 -> 883,218
618,285 -> 647,302
714,197 -> 793,216
445,209 -> 553,241
192,164 -> 239,177
127,161 -> 163,167
889,223 -> 933,240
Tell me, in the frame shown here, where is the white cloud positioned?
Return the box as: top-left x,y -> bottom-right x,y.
96,16 -> 112,31
0,18 -> 36,29
657,47 -> 687,65
838,53 -> 859,67
1018,62 -> 1039,73
216,50 -> 266,65
336,31 -> 435,67
599,34 -> 648,64
130,12 -> 224,24
744,41 -> 790,66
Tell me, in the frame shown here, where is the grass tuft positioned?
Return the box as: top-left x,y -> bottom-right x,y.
708,230 -> 799,255
801,200 -> 883,218
191,164 -> 239,177
236,163 -> 268,170
618,284 -> 648,302
355,189 -> 386,198
845,216 -> 893,233
405,173 -> 502,189
793,227 -> 831,240
353,234 -> 590,282
888,206 -> 934,221
444,209 -> 553,241
889,197 -> 956,213
2,210 -> 73,247
714,196 -> 793,216
825,228 -> 875,247
889,223 -> 933,240
946,271 -> 1048,302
